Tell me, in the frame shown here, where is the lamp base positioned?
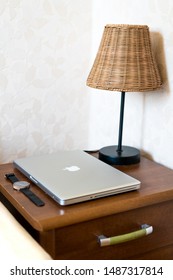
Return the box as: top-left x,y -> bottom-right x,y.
99,145 -> 140,165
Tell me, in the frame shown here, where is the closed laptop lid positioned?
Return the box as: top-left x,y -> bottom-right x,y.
13,150 -> 140,205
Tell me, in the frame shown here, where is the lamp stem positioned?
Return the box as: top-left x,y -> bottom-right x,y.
117,91 -> 126,152
99,90 -> 140,164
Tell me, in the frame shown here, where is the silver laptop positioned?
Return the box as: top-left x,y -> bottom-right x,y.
13,150 -> 140,206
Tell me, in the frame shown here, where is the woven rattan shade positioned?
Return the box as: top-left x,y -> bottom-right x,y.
87,24 -> 162,92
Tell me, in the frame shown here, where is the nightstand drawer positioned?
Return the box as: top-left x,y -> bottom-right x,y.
49,200 -> 173,259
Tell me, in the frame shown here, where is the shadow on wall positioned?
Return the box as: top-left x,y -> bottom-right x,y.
140,32 -> 168,157
151,32 -> 169,94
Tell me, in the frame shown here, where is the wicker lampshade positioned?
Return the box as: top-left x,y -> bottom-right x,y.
87,24 -> 162,92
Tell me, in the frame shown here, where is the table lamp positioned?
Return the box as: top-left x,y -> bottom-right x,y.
87,24 -> 162,165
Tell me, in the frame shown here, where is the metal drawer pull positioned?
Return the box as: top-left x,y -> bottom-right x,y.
98,224 -> 153,247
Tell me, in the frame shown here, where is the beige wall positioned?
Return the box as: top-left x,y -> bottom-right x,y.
0,0 -> 173,169
0,0 -> 92,163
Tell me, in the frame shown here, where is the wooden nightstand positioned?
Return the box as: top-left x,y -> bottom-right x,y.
0,155 -> 173,259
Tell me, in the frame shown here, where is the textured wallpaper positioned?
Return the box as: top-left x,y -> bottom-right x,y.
0,0 -> 173,169
0,0 -> 92,163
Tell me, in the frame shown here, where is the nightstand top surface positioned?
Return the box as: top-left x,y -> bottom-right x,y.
1,156 -> 173,231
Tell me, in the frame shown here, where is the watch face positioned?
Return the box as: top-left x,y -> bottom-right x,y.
13,181 -> 30,190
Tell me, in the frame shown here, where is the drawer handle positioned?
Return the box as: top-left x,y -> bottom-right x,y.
98,224 -> 153,247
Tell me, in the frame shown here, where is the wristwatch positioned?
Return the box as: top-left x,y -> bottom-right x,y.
5,173 -> 45,207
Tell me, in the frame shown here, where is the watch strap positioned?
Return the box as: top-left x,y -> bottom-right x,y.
20,188 -> 45,207
5,173 -> 19,183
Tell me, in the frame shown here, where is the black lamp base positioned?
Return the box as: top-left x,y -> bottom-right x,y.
99,145 -> 140,165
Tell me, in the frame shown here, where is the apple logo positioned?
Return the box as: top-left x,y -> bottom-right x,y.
63,166 -> 80,172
